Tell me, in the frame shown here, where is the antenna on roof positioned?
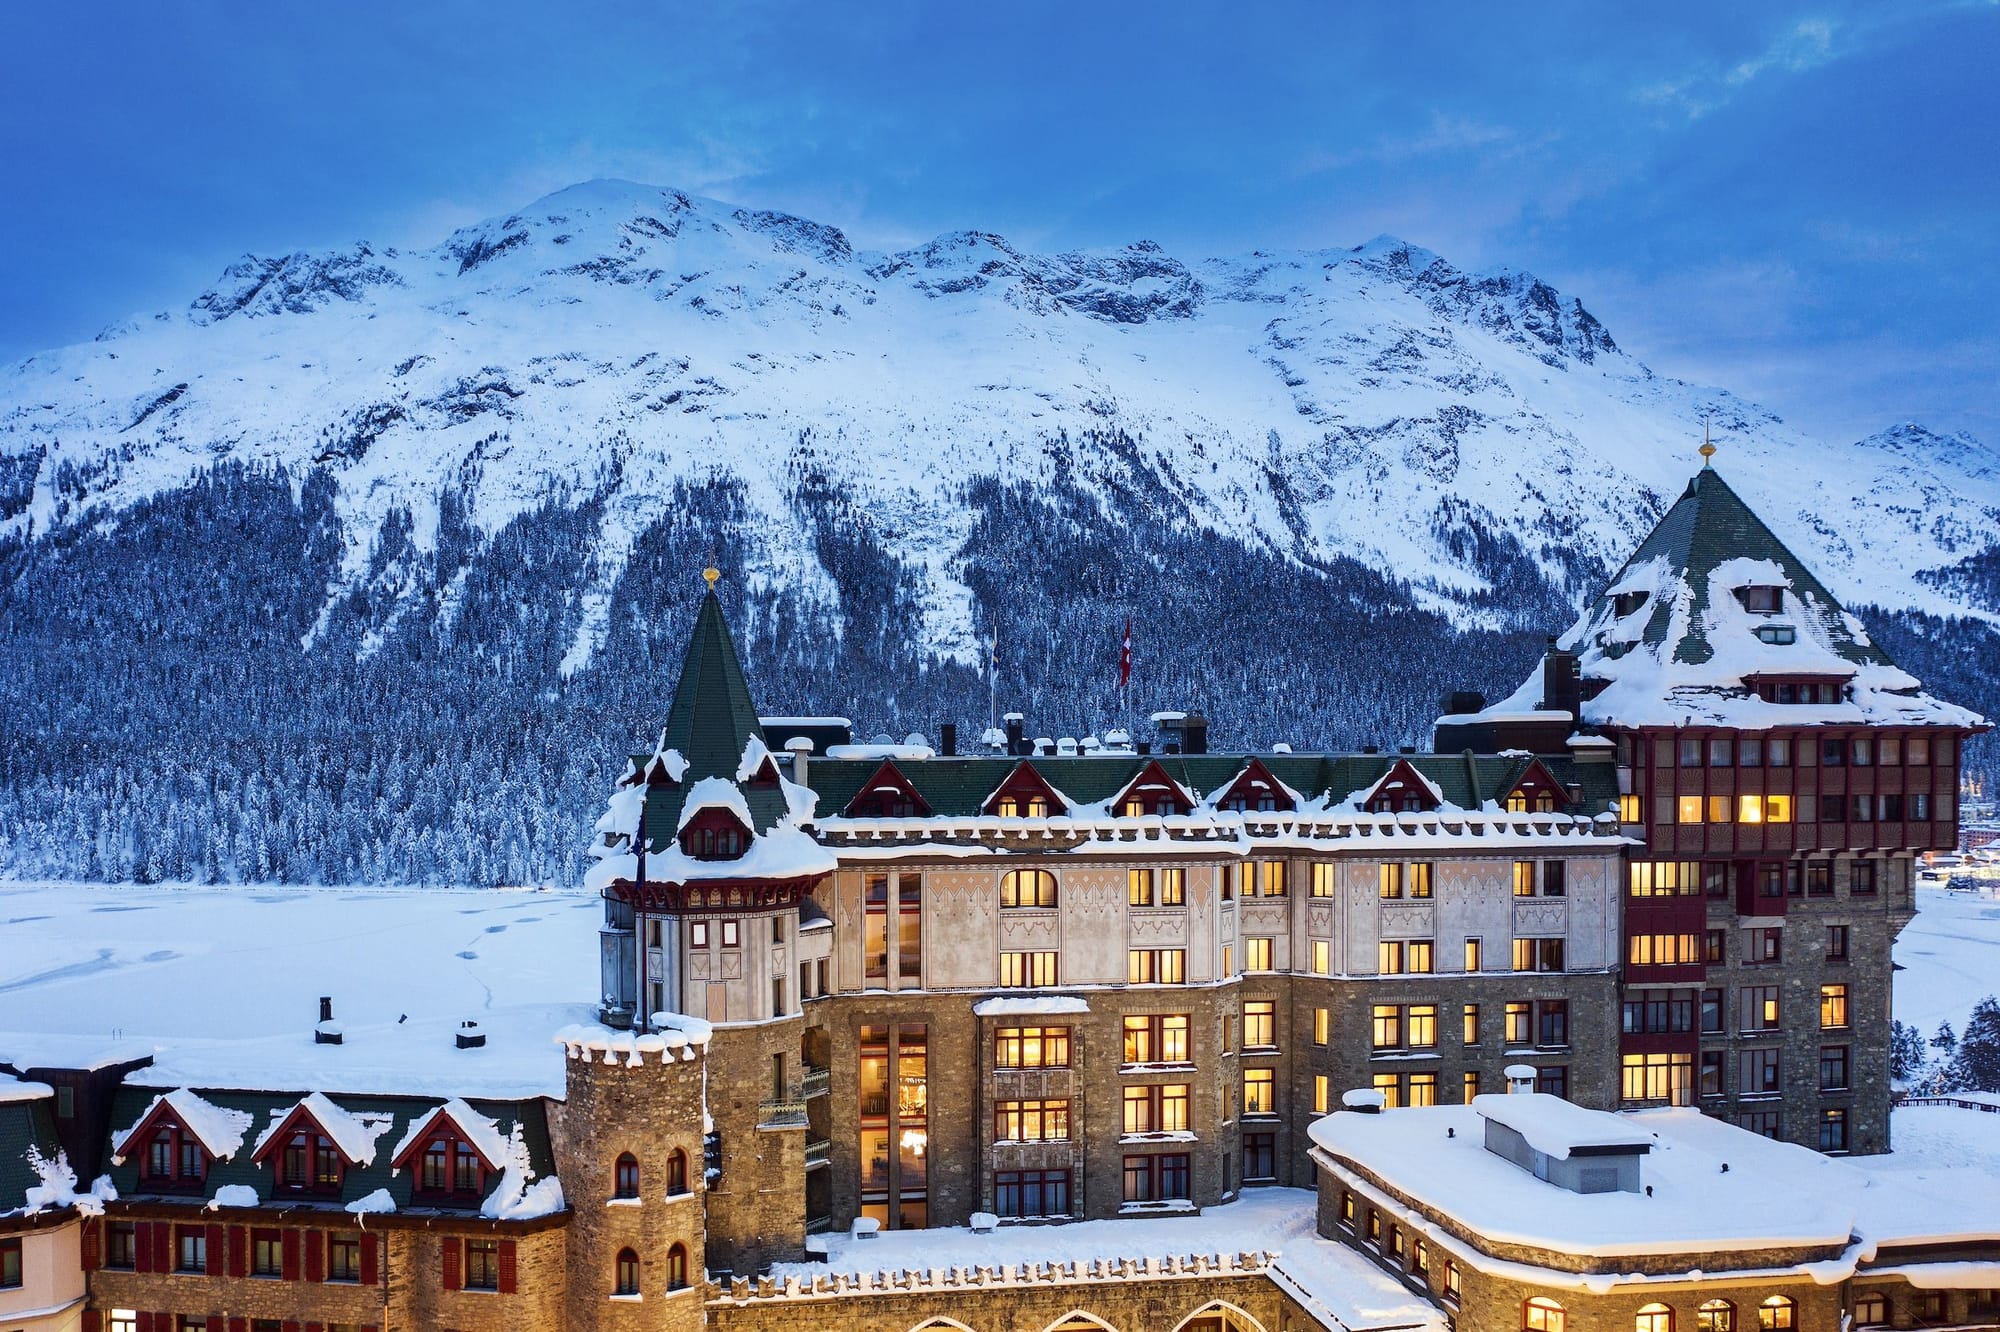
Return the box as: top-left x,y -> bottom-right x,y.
1699,414 -> 1716,467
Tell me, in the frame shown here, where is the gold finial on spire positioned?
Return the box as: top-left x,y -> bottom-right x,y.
1699,415 -> 1716,466
702,564 -> 720,589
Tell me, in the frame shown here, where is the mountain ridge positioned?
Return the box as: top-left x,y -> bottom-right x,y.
0,179 -> 1993,884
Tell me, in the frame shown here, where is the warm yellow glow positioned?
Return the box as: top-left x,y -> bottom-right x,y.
1739,794 -> 1765,824
1678,796 -> 1704,824
1765,794 -> 1793,823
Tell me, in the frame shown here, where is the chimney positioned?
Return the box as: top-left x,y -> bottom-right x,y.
939,723 -> 957,757
1542,637 -> 1581,719
785,736 -> 813,789
1505,1063 -> 1538,1094
456,1020 -> 487,1050
314,997 -> 343,1046
1183,714 -> 1209,755
1004,713 -> 1026,756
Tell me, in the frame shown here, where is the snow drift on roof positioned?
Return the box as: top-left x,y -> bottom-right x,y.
113,1088 -> 254,1162
1471,1092 -> 1652,1159
251,1091 -> 394,1166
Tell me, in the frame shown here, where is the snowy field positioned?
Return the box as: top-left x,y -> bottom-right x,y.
1894,884 -> 2000,1034
0,882 -> 602,1096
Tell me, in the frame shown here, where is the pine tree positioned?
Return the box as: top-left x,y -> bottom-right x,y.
1951,998 -> 2000,1093
1891,1020 -> 1929,1083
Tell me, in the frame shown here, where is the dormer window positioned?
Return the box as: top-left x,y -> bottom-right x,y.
1737,586 -> 1783,614
140,1123 -> 208,1192
277,1132 -> 343,1194
679,806 -> 750,860
1755,624 -> 1796,645
1613,590 -> 1649,618
996,796 -> 1049,817
415,1133 -> 487,1199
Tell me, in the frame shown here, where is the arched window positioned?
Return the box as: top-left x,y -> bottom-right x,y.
1637,1303 -> 1674,1332
1000,869 -> 1058,909
1507,791 -> 1529,813
1853,1295 -> 1887,1328
613,1152 -> 640,1199
666,1147 -> 689,1195
1524,1298 -> 1567,1332
1535,790 -> 1556,812
1758,1298 -> 1796,1332
615,1247 -> 640,1296
666,1242 -> 689,1291
1699,1299 -> 1736,1332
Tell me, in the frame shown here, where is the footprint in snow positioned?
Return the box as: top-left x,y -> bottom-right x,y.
89,905 -> 150,913
457,950 -> 478,960
141,949 -> 180,963
484,924 -> 506,934
4,915 -> 51,924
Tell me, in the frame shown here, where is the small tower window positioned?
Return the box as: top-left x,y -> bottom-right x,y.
615,1247 -> 640,1296
1737,586 -> 1783,614
666,1242 -> 689,1291
666,1148 -> 689,1195
613,1153 -> 640,1199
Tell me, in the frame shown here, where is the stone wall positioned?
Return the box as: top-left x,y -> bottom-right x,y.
554,1030 -> 708,1332
701,1254 -> 1288,1332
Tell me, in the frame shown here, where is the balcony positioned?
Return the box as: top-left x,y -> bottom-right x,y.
758,1099 -> 808,1129
806,1137 -> 831,1169
802,1066 -> 831,1099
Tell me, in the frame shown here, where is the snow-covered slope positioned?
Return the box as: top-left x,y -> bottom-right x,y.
5,179 -> 1995,671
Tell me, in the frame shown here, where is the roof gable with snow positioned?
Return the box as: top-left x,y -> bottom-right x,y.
1493,465 -> 1987,731
1356,759 -> 1444,813
249,1092 -> 393,1168
1207,757 -> 1299,813
1107,759 -> 1197,816
841,759 -> 934,818
112,1088 -> 254,1163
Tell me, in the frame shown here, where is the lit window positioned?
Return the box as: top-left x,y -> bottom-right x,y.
1637,1303 -> 1674,1332
1678,795 -> 1704,824
1699,1300 -> 1736,1332
1525,1297 -> 1568,1332
1245,937 -> 1274,971
1759,1297 -> 1796,1332
1000,869 -> 1058,909
1244,1068 -> 1275,1116
1821,984 -> 1849,1029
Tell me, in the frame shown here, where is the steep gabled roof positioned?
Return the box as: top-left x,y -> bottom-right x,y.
1207,757 -> 1299,812
1106,759 -> 1198,814
842,759 -> 934,818
1478,464 -> 1984,731
661,590 -> 768,785
249,1092 -> 393,1167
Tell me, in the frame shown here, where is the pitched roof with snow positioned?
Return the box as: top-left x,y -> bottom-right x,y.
103,1082 -> 557,1215
1483,465 -> 1986,732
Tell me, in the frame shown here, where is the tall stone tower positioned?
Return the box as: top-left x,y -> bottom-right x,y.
554,1024 -> 710,1332
584,570 -> 830,1275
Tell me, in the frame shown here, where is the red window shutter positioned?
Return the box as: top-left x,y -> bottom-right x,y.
303,1228 -> 325,1283
359,1231 -> 378,1285
498,1238 -> 517,1294
228,1224 -> 248,1279
206,1222 -> 225,1276
83,1313 -> 103,1332
153,1221 -> 172,1274
208,1317 -> 224,1332
441,1236 -> 461,1291
80,1218 -> 101,1271
282,1323 -> 301,1332
282,1227 -> 301,1281
230,1320 -> 248,1332
306,1324 -> 324,1332
136,1315 -> 152,1332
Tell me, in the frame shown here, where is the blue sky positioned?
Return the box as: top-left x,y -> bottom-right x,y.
2,1 -> 1994,443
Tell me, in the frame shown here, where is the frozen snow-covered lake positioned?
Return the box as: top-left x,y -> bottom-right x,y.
0,882 -> 603,1096
1894,884 -> 2000,1034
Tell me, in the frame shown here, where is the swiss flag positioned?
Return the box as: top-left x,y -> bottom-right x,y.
1119,617 -> 1132,689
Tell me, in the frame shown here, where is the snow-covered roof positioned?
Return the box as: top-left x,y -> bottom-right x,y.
113,1088 -> 254,1162
389,1097 -> 510,1172
251,1091 -> 394,1166
1471,1093 -> 1652,1159
584,823 -> 838,895
1475,468 -> 1986,732
554,1015 -> 712,1065
0,1073 -> 53,1104
676,775 -> 756,833
825,742 -> 936,761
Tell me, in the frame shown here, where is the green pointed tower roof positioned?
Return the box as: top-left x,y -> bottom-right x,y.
1597,465 -> 1887,669
660,587 -> 768,783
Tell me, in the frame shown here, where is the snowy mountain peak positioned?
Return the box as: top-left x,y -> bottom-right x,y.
2,177 -> 1996,676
